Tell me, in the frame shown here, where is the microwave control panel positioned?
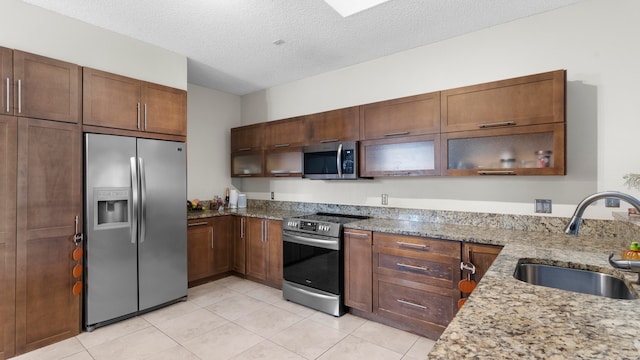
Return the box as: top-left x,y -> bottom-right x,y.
343,149 -> 355,174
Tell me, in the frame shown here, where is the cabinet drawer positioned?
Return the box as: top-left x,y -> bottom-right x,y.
375,275 -> 456,327
375,252 -> 458,288
373,233 -> 459,258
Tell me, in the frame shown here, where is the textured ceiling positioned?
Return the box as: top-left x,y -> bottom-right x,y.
21,0 -> 584,95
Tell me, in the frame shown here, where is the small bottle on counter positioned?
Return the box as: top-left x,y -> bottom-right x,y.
622,242 -> 640,260
225,188 -> 230,207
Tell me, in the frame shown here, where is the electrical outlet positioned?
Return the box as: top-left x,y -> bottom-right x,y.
270,191 -> 274,200
605,198 -> 620,208
535,199 -> 552,213
381,194 -> 388,205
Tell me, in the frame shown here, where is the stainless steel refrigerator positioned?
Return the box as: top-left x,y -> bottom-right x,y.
84,133 -> 187,331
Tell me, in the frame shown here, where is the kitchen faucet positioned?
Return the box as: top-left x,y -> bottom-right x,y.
564,191 -> 640,235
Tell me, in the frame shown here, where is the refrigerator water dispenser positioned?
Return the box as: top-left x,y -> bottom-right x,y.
94,188 -> 129,229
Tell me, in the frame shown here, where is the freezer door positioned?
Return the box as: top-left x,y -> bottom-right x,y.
136,138 -> 187,310
84,134 -> 138,327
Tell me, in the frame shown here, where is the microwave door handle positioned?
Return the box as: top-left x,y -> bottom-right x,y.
336,143 -> 343,178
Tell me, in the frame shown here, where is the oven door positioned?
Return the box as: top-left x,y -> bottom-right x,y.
282,230 -> 342,295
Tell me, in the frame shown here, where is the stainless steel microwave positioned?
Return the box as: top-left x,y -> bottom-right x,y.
302,141 -> 361,180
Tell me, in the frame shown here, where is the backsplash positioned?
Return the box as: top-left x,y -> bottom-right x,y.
247,200 -> 626,238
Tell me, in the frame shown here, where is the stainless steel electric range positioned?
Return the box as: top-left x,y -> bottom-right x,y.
281,212 -> 368,316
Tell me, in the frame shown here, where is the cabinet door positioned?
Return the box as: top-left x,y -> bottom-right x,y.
462,243 -> 502,283
245,217 -> 267,281
211,216 -> 233,275
187,220 -> 214,283
264,117 -> 305,149
344,230 -> 372,313
360,92 -> 440,140
231,124 -> 264,152
142,82 -> 187,136
360,134 -> 440,177
1,47 -> 12,115
82,68 -> 141,131
231,150 -> 264,177
306,106 -> 359,144
0,115 -> 17,359
265,220 -> 282,289
441,123 -> 565,176
441,70 -> 566,132
233,217 -> 246,274
16,118 -> 81,354
13,51 -> 81,123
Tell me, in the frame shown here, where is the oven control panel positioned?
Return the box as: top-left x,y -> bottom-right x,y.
283,219 -> 335,235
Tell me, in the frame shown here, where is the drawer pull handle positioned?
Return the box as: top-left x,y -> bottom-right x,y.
238,147 -> 252,152
397,241 -> 428,250
478,121 -> 516,128
383,131 -> 410,137
274,143 -> 290,148
345,232 -> 369,238
397,299 -> 427,310
397,263 -> 428,272
477,170 -> 516,175
188,221 -> 209,226
320,138 -> 339,143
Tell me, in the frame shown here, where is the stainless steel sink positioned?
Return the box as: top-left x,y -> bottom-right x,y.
513,262 -> 637,300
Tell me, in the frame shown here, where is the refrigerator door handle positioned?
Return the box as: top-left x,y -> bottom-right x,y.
130,157 -> 138,244
139,157 -> 147,243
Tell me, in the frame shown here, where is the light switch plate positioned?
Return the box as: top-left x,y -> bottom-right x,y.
535,199 -> 552,213
381,194 -> 388,205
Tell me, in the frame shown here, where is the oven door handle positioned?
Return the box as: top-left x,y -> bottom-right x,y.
283,231 -> 339,251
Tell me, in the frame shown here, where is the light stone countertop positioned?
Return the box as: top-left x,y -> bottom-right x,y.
190,209 -> 640,358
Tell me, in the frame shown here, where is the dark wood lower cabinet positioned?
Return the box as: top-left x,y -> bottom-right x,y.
245,217 -> 282,289
462,242 -> 503,283
187,216 -> 233,286
232,217 -> 246,275
344,230 -> 372,312
15,118 -> 82,354
345,231 -> 461,340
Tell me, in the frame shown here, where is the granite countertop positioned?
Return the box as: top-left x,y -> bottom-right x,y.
187,207 -> 304,221
188,208 -> 640,358
424,230 -> 640,359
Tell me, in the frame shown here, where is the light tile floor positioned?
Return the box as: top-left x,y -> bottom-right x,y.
12,276 -> 436,360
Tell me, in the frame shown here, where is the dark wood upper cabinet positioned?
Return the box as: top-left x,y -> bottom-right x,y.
83,68 -> 140,131
141,82 -> 187,136
82,67 -> 187,136
1,47 -> 12,116
231,123 -> 264,152
264,117 -> 305,149
13,51 -> 81,123
360,92 -> 440,140
441,70 -> 566,133
441,122 -> 565,176
305,106 -> 360,144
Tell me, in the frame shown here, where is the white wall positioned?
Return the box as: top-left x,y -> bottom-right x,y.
187,84 -> 241,200
0,0 -> 186,89
239,0 -> 640,219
